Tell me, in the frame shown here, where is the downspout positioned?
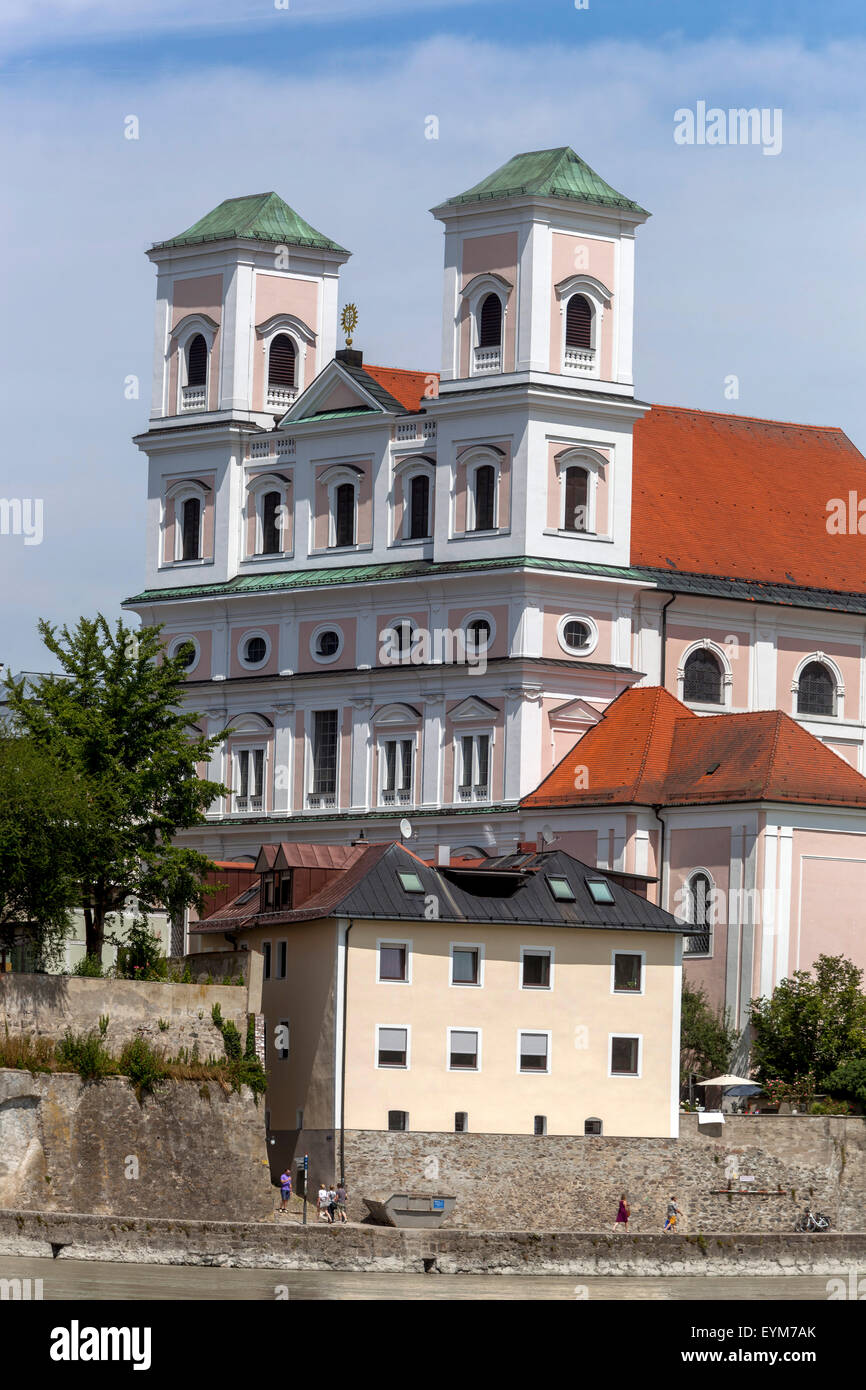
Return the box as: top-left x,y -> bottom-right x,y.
339,919 -> 353,1185
652,804 -> 667,912
659,593 -> 676,689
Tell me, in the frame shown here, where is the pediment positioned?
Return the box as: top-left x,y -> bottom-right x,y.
279,359 -> 386,425
449,696 -> 498,722
549,697 -> 603,727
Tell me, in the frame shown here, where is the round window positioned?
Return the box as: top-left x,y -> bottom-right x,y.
316,630 -> 340,658
562,620 -> 592,652
173,640 -> 198,669
466,618 -> 491,653
244,636 -> 267,665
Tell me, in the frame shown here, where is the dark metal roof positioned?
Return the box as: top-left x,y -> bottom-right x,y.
203,842 -> 684,934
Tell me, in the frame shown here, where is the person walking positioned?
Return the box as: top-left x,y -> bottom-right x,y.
317,1182 -> 332,1223
327,1184 -> 338,1224
612,1193 -> 630,1233
336,1180 -> 349,1223
663,1196 -> 682,1233
279,1168 -> 292,1215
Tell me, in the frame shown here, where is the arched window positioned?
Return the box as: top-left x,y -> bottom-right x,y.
563,467 -> 588,533
565,294 -> 592,350
466,617 -> 491,656
683,649 -> 723,704
335,482 -> 356,547
408,474 -> 430,539
181,496 -> 201,561
797,661 -> 835,716
685,872 -> 712,956
261,491 -> 282,555
186,334 -> 208,388
472,465 -> 495,532
268,334 -> 296,389
478,294 -> 502,348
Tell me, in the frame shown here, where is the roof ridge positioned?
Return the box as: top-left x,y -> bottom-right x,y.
760,709 -> 785,799
647,402 -> 848,434
631,686 -> 666,798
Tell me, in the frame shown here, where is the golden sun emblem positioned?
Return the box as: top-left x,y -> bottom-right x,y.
340,303 -> 358,348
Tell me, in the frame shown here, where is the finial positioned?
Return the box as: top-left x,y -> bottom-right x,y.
340,303 -> 358,349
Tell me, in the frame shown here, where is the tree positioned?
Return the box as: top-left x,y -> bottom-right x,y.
680,981 -> 739,1088
749,954 -> 866,1086
0,734 -> 81,969
3,616 -> 230,959
825,1058 -> 866,1110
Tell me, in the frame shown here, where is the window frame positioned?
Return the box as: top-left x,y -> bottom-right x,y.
375,1023 -> 411,1070
792,652 -> 844,721
520,945 -> 554,991
453,728 -> 493,803
276,940 -> 288,980
261,940 -> 272,981
682,869 -> 715,958
678,640 -> 733,709
518,1029 -> 552,1075
237,629 -> 271,671
167,634 -> 200,674
377,734 -> 416,807
556,612 -> 599,658
609,1033 -> 642,1078
447,1026 -> 482,1072
449,941 -> 485,989
233,743 -> 266,814
310,624 -> 344,666
610,949 -> 645,996
307,707 -> 340,805
468,460 -> 498,533
377,938 -> 412,985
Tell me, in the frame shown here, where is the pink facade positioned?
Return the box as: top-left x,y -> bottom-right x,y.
458,232 -> 518,377
789,827 -> 866,978
252,273 -> 319,409
162,474 -> 216,565
669,825 -> 732,1004
313,459 -> 372,550
169,274 -> 223,413
545,441 -> 610,534
666,623 -> 750,707
228,624 -> 280,678
549,232 -> 615,378
297,617 -> 357,671
454,443 -> 511,534
777,635 -> 859,719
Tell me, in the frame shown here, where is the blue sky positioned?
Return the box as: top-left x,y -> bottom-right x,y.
2,1 -> 865,669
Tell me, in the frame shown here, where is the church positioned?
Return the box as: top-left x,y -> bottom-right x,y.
125,146 -> 866,1030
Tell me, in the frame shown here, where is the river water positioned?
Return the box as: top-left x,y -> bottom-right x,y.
0,1256 -> 832,1300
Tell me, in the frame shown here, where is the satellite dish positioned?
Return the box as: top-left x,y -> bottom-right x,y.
540,824 -> 555,845
399,818 -> 413,840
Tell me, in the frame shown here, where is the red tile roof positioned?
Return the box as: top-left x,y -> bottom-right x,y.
363,364 -> 439,412
522,685 -> 866,810
632,406 -> 866,591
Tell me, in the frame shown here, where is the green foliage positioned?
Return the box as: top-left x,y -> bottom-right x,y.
244,1014 -> 257,1063
118,1037 -> 168,1100
764,1073 -> 816,1108
98,1014 -> 109,1036
158,1018 -> 169,1032
825,1057 -> 866,1110
72,954 -> 104,978
680,982 -> 739,1086
809,1097 -> 852,1116
2,616 -> 231,959
0,733 -> 82,969
115,919 -> 167,981
210,1004 -> 267,1099
55,1029 -> 113,1083
749,955 -> 866,1086
219,1020 -> 243,1062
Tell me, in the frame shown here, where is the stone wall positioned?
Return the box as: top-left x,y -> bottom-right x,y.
0,1069 -> 272,1221
325,1114 -> 866,1233
0,974 -> 252,1056
2,1211 -> 865,1275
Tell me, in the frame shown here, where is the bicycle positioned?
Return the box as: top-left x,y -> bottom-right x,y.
795,1208 -> 830,1232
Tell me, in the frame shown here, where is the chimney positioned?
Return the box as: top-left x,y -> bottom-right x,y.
336,348 -> 363,368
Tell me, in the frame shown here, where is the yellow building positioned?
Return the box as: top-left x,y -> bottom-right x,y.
197,841 -> 686,1179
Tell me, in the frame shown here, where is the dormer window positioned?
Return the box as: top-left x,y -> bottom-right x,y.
267,334 -> 297,410
181,496 -> 201,561
183,334 -> 208,411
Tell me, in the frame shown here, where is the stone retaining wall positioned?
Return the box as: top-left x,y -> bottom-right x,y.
0,1070 -> 272,1222
1,1211 -> 863,1276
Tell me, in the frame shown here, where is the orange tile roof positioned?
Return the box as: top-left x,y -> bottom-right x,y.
522,685 -> 866,810
632,405 -> 866,591
363,364 -> 439,412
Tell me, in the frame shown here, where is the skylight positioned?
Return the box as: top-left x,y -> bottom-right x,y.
587,879 -> 615,905
397,870 -> 424,894
547,876 -> 576,902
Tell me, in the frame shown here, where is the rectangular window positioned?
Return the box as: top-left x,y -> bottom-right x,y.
377,1026 -> 408,1068
396,870 -> 423,894
587,878 -> 616,905
409,474 -> 430,539
378,942 -> 408,983
334,482 -> 356,547
610,1036 -> 640,1076
451,946 -> 480,986
276,1020 -> 289,1060
585,1118 -> 602,1136
534,1115 -> 547,1136
263,873 -> 275,910
276,941 -> 287,980
521,949 -> 551,989
279,871 -> 292,909
311,710 -> 338,797
519,1032 -> 550,1073
449,1029 -> 479,1070
613,952 -> 643,993
455,1112 -> 468,1133
547,875 -> 575,903
457,733 -> 490,801
262,941 -> 271,981
388,1110 -> 408,1131
381,738 -> 413,804
235,747 -> 264,812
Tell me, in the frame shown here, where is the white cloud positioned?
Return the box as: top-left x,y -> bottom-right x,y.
1,32 -> 865,667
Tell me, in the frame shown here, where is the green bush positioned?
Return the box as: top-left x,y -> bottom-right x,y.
118,1037 -> 168,1100
115,919 -> 167,981
825,1058 -> 866,1110
72,954 -> 104,978
244,1014 -> 257,1063
809,1097 -> 852,1116
55,1029 -> 113,1082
